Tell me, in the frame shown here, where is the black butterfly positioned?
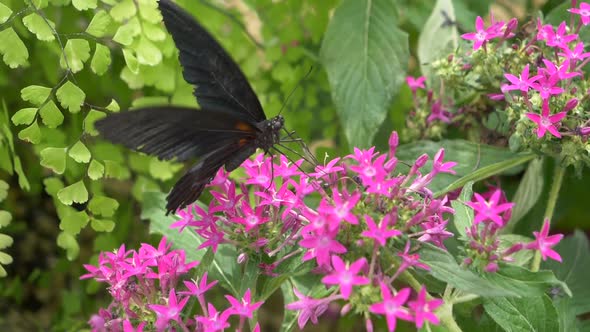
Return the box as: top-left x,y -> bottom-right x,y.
96,0 -> 285,215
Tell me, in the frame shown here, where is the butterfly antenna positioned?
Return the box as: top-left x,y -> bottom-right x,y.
277,66 -> 314,117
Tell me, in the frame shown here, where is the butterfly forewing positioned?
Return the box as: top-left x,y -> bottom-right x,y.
158,0 -> 266,123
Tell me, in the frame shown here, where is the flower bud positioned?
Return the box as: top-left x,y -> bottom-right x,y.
485,262 -> 499,273
340,303 -> 352,316
414,154 -> 429,168
365,318 -> 374,332
237,253 -> 248,264
563,98 -> 578,112
388,131 -> 399,155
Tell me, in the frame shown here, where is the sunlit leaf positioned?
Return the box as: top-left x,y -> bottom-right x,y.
40,147 -> 67,174
85,10 -> 111,37
88,195 -> 119,217
87,159 -> 104,180
22,13 -> 55,41
135,35 -> 162,66
17,120 -> 41,144
21,85 -> 51,106
57,232 -> 80,260
84,110 -> 106,136
91,218 -> 115,232
11,108 -> 37,126
56,81 -> 86,113
0,3 -> 12,24
39,100 -> 64,128
68,141 -> 91,163
91,43 -> 111,75
72,0 -> 97,11
60,39 -> 90,73
110,0 -> 136,22
57,180 -> 89,205
0,27 -> 29,68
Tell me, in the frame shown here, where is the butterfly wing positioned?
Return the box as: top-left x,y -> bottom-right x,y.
158,0 -> 266,122
166,142 -> 255,214
95,106 -> 258,162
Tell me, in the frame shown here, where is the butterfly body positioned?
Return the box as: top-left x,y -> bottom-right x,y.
96,0 -> 286,214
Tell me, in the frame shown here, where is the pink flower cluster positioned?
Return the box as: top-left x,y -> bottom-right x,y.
81,238 -> 262,332
463,186 -> 563,272
172,131 -> 456,331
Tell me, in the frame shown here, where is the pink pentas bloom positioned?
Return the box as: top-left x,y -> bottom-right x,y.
197,226 -> 225,253
321,256 -> 369,299
180,272 -> 218,298
361,215 -> 402,247
349,153 -> 388,186
397,241 -> 430,275
536,20 -> 553,41
466,189 -> 515,227
569,2 -> 590,25
285,288 -> 329,329
541,59 -> 580,80
544,22 -> 578,48
531,74 -> 564,99
526,218 -> 564,262
558,42 -> 590,62
427,100 -> 452,123
225,289 -> 264,318
432,149 -> 457,175
317,189 -> 360,225
309,157 -> 344,179
369,285 -> 413,332
408,287 -> 443,329
503,64 -> 542,93
461,16 -> 503,50
148,289 -> 189,332
406,76 -> 426,93
233,200 -> 270,232
123,320 -> 146,332
300,228 -> 347,267
525,99 -> 567,138
195,303 -> 231,332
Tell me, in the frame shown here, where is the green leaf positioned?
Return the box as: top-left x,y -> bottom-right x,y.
87,159 -> 104,180
72,0 -> 97,11
0,180 -> 8,202
39,100 -> 64,128
451,181 -> 473,238
84,110 -> 106,136
57,180 -> 88,205
85,10 -> 111,37
320,0 -> 409,148
122,49 -> 139,74
149,158 -> 182,181
88,195 -> 119,217
106,99 -> 120,112
60,39 -> 90,73
417,0 -> 459,84
43,177 -> 64,197
40,147 -> 67,174
21,85 -> 51,106
104,160 -> 130,179
112,18 -> 140,46
13,157 -> 30,190
59,209 -> 89,234
136,35 -> 162,66
57,232 -> 80,260
542,231 -> 590,315
506,158 -> 544,232
91,218 -> 115,232
0,27 -> 29,68
68,141 -> 91,163
91,43 -> 111,75
22,13 -> 55,41
56,81 -> 86,113
0,210 -> 11,227
110,0 -> 136,22
0,3 -> 12,24
11,108 -> 37,126
420,243 -> 570,297
17,120 -> 41,144
484,295 -> 559,332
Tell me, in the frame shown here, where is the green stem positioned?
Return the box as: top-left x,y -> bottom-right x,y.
438,302 -> 463,332
543,163 -> 565,222
532,162 -> 566,272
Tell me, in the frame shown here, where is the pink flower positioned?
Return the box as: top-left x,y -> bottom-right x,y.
427,100 -> 452,123
300,228 -> 347,267
540,59 -> 580,81
317,189 -> 360,225
361,215 -> 401,247
408,287 -> 443,328
544,22 -> 578,48
369,285 -> 413,332
525,218 -> 564,262
525,99 -> 567,138
195,303 -> 231,331
461,16 -> 503,50
285,288 -> 329,329
558,42 -> 590,62
321,256 -> 369,299
180,272 -> 218,298
569,2 -> 590,25
503,64 -> 542,93
309,157 -> 344,178
531,74 -> 564,99
397,241 -> 430,274
466,189 -> 514,227
225,289 -> 264,318
148,289 -> 189,332
233,200 -> 269,232
406,76 -> 426,93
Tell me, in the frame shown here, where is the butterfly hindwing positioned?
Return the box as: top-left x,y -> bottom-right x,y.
95,106 -> 258,162
158,0 -> 266,123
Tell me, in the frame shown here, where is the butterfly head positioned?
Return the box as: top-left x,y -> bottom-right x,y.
270,115 -> 285,132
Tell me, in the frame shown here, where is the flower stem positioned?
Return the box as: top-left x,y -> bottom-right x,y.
438,301 -> 463,332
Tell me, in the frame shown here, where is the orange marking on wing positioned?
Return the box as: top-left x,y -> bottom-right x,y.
235,121 -> 255,132
238,138 -> 249,147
